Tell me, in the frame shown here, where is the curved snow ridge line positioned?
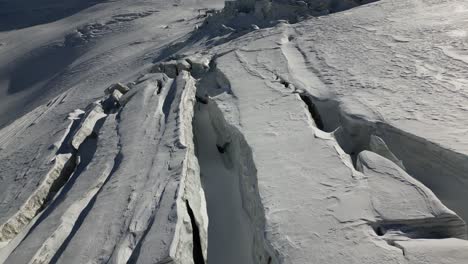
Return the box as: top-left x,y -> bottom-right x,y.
0,101 -> 107,243
279,34 -> 468,249
296,92 -> 468,236
357,151 -> 466,240
169,70 -> 208,264
281,35 -> 468,230
342,107 -> 468,226
205,98 -> 279,264
295,93 -> 467,257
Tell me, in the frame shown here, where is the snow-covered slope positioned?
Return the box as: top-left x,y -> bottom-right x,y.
0,0 -> 467,263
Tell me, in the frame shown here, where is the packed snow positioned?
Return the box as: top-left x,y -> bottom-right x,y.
0,0 -> 467,263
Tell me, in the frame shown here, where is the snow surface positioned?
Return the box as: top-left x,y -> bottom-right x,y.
1,0 -> 468,263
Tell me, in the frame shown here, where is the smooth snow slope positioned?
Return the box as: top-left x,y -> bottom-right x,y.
0,0 -> 468,263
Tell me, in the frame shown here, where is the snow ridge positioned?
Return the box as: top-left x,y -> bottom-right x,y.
1,0 -> 468,263
0,100 -> 106,243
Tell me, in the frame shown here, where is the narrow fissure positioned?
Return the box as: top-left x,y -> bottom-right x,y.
157,80 -> 164,95
369,216 -> 467,254
41,155 -> 78,209
0,86 -> 125,246
43,120 -> 103,209
371,220 -> 461,240
162,81 -> 177,120
47,105 -> 124,263
375,123 -> 468,229
38,110 -> 107,216
186,201 -> 204,264
298,92 -> 362,168
299,94 -> 324,130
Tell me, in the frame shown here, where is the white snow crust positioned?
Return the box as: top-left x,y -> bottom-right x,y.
1,0 -> 468,263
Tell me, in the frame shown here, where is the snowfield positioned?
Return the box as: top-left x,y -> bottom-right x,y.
0,0 -> 468,263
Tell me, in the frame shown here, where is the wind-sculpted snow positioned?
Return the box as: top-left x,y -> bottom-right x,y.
357,151 -> 466,240
1,0 -> 468,263
272,1 -> 468,226
0,103 -> 99,243
195,10 -> 468,260
2,71 -> 208,264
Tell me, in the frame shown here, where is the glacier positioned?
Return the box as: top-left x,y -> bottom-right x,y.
0,0 -> 468,263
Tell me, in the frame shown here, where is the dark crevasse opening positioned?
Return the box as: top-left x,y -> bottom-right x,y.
298,93 -> 364,167
193,102 -> 256,264
371,220 -> 462,240
298,92 -> 468,234
186,201 -> 205,264
299,94 -> 324,130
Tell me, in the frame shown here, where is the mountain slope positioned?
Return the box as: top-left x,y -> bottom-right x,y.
1,0 -> 468,263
